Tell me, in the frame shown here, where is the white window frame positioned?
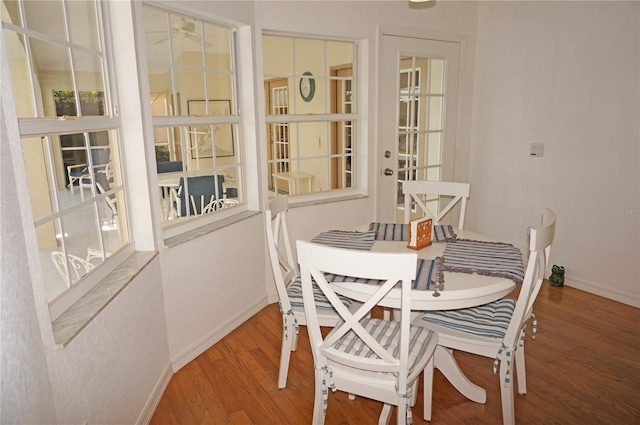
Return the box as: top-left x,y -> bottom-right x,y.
262,32 -> 363,203
2,0 -> 134,321
139,2 -> 246,240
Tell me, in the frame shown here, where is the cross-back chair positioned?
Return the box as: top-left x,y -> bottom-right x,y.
297,240 -> 438,425
265,196 -> 356,389
402,180 -> 470,229
415,209 -> 556,424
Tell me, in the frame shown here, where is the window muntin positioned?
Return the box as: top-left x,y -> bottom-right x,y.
263,34 -> 357,197
142,5 -> 242,232
2,0 -> 130,318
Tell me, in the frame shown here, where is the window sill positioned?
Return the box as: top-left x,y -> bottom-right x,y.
288,192 -> 369,209
52,251 -> 158,348
163,210 -> 260,248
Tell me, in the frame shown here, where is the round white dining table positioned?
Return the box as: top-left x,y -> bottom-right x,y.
328,227 -> 519,405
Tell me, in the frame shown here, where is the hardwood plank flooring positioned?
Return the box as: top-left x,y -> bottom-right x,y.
150,283 -> 640,424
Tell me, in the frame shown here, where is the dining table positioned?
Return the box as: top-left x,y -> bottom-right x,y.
310,222 -> 525,405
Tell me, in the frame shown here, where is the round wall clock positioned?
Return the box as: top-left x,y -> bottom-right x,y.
299,71 -> 315,102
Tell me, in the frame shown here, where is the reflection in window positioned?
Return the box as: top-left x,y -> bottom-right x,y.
2,0 -> 129,319
263,34 -> 357,197
142,5 -> 242,231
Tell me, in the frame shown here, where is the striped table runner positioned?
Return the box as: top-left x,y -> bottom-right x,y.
326,258 -> 443,290
311,230 -> 377,251
368,222 -> 457,242
442,239 -> 525,285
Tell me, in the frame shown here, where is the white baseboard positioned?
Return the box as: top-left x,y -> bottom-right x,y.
137,362 -> 173,425
170,296 -> 269,372
565,276 -> 640,308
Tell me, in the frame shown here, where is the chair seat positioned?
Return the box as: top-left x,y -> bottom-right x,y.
420,298 -> 516,339
330,318 -> 436,380
287,276 -> 352,312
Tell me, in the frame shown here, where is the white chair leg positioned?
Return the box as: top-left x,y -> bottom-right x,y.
499,360 -> 516,425
397,397 -> 407,425
312,369 -> 326,425
378,404 -> 393,425
291,326 -> 299,351
277,314 -> 294,389
515,345 -> 527,395
423,357 -> 434,420
410,379 -> 418,407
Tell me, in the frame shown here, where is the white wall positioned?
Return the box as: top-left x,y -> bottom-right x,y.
468,1 -> 639,306
1,26 -> 171,425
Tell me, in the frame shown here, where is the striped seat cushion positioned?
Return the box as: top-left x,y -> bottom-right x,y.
332,318 -> 436,377
420,298 -> 516,339
288,276 -> 353,312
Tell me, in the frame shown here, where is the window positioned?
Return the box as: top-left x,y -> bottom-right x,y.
1,0 -> 130,319
397,57 -> 446,211
142,5 -> 242,237
262,34 -> 357,198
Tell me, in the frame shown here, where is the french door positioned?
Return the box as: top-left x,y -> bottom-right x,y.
378,34 -> 461,222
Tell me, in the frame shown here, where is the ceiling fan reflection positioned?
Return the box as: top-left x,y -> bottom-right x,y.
148,18 -> 213,48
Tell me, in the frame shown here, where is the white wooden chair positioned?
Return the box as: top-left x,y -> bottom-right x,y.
265,196 -> 356,389
415,209 -> 556,424
297,240 -> 438,425
402,180 -> 470,229
51,251 -> 95,288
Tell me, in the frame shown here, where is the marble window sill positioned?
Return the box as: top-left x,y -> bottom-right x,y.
52,251 -> 158,348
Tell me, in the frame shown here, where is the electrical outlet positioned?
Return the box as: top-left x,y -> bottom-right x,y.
530,143 -> 544,157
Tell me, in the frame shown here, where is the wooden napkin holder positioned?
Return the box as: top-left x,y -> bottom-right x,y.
407,217 -> 432,250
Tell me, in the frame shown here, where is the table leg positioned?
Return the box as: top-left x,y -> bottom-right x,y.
434,346 -> 486,403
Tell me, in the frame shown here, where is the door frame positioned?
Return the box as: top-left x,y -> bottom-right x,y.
375,26 -> 469,222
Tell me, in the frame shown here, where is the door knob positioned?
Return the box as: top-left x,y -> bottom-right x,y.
384,150 -> 391,158
384,168 -> 393,176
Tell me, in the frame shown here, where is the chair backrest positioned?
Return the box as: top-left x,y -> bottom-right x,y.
51,251 -> 95,288
95,173 -> 117,216
90,147 -> 110,168
178,175 -> 224,216
503,209 -> 556,349
265,196 -> 298,312
402,180 -> 470,229
296,240 -> 418,388
199,197 -> 225,214
156,161 -> 183,174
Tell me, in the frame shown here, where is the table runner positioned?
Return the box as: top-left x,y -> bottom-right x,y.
310,230 -> 377,251
368,222 -> 457,242
442,239 -> 525,285
326,257 -> 444,291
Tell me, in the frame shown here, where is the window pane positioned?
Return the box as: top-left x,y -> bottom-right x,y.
143,6 -> 171,64
30,38 -> 73,118
430,59 -> 445,95
295,38 -> 324,76
206,72 -> 234,105
2,1 -> 21,25
263,35 -> 293,75
67,0 -> 99,50
4,31 -> 36,117
203,21 -> 232,72
23,0 -> 65,40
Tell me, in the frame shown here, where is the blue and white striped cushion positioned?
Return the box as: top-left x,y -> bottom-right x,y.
332,318 -> 436,377
420,298 -> 516,339
288,276 -> 353,312
311,230 -> 376,251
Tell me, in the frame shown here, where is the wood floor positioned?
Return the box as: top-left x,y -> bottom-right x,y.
150,283 -> 640,424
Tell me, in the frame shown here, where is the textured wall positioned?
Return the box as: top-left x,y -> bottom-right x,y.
468,1 -> 639,305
